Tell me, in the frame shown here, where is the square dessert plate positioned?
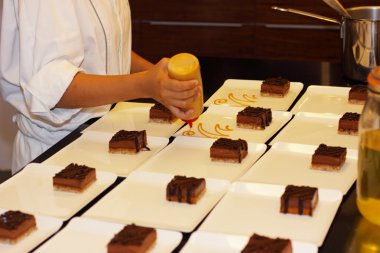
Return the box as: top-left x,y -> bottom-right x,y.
43,131 -> 169,177
174,106 -> 292,143
291,85 -> 364,114
137,136 -> 267,182
181,231 -> 318,253
199,182 -> 342,246
270,112 -> 359,149
239,142 -> 357,194
0,208 -> 62,253
34,217 -> 182,253
82,102 -> 185,138
83,171 -> 230,232
0,163 -> 117,220
204,79 -> 303,110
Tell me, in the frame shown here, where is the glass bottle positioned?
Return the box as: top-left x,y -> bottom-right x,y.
168,53 -> 204,127
357,67 -> 380,226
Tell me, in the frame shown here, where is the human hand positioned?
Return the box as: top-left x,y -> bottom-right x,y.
143,58 -> 201,119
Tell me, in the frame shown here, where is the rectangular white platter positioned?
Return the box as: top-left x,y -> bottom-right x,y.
239,142 -> 357,194
181,231 -> 318,253
43,131 -> 169,177
34,217 -> 182,253
137,136 -> 267,182
205,79 -> 303,110
199,182 -> 342,246
83,171 -> 230,232
270,112 -> 359,149
82,102 -> 185,138
174,106 -> 292,143
291,85 -> 364,114
0,208 -> 62,253
0,163 -> 117,220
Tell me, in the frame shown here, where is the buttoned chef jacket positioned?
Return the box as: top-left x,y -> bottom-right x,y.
0,0 -> 132,173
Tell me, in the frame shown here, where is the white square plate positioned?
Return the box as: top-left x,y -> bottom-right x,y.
291,85 -> 364,114
239,142 -> 357,194
205,79 -> 303,110
174,106 -> 292,143
0,163 -> 117,220
43,131 -> 169,177
34,217 -> 182,253
83,102 -> 185,137
137,136 -> 267,181
181,231 -> 318,253
270,112 -> 359,149
83,171 -> 230,232
0,209 -> 62,253
199,182 -> 342,246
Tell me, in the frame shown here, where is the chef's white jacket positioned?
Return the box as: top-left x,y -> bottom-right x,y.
0,0 -> 132,173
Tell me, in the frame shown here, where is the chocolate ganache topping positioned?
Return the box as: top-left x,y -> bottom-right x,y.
53,163 -> 94,180
262,77 -> 289,86
315,144 -> 347,158
110,224 -> 154,245
242,234 -> 291,253
0,211 -> 34,230
341,112 -> 360,122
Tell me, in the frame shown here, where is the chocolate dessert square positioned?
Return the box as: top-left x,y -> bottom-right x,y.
237,106 -> 272,130
210,138 -> 248,163
338,112 -> 360,135
260,77 -> 290,97
0,210 -> 36,243
149,103 -> 177,123
311,144 -> 347,171
109,130 -> 149,154
53,163 -> 96,192
241,233 -> 292,253
348,85 -> 368,104
107,224 -> 157,253
280,185 -> 318,216
166,175 -> 206,204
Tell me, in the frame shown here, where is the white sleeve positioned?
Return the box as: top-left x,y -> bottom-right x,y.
18,0 -> 84,118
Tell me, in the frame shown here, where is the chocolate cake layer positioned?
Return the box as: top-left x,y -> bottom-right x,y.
261,77 -> 290,97
149,103 -> 177,123
109,130 -> 149,154
166,175 -> 206,204
280,185 -> 318,216
107,224 -> 157,253
348,85 -> 368,104
237,106 -> 272,130
311,144 -> 347,171
210,138 -> 248,163
338,112 -> 360,135
53,163 -> 96,192
0,210 -> 36,243
241,233 -> 292,253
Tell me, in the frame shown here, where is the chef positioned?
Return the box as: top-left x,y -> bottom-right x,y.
0,0 -> 200,173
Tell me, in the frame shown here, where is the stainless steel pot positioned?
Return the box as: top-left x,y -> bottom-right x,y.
273,6 -> 380,82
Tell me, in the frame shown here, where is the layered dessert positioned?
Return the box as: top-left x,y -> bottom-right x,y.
107,224 -> 157,253
311,144 -> 347,171
166,175 -> 206,204
210,137 -> 248,163
0,210 -> 36,243
237,106 -> 272,130
53,163 -> 97,192
241,233 -> 292,253
149,103 -> 177,123
338,112 -> 360,135
348,85 -> 367,104
260,77 -> 290,97
280,185 -> 318,216
109,130 -> 149,154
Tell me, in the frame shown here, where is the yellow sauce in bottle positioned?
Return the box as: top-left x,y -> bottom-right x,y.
357,130 -> 380,226
168,53 -> 204,127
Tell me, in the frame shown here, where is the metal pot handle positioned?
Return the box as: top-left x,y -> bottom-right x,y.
272,6 -> 341,25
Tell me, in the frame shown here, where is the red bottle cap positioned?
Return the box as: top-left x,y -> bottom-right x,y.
182,117 -> 198,128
